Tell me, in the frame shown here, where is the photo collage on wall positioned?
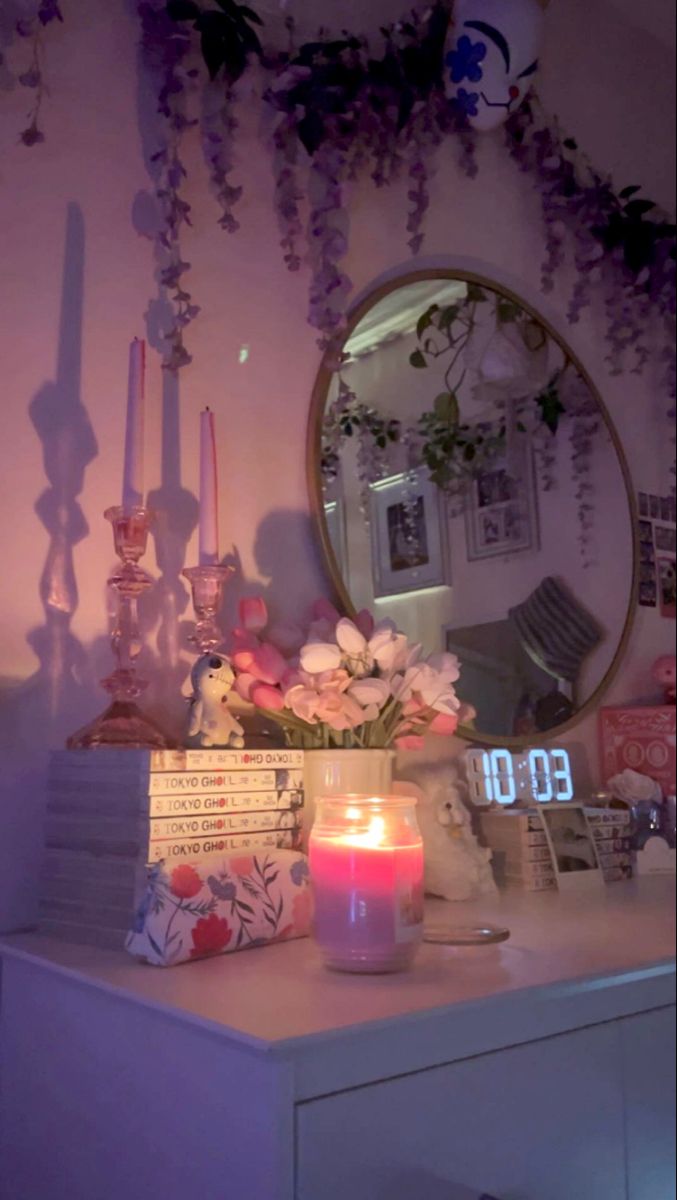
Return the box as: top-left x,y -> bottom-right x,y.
637,492 -> 676,617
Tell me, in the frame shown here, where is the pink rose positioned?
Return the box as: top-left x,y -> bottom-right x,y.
234,673 -> 256,701
429,711 -> 459,735
239,596 -> 268,633
249,642 -> 288,685
251,682 -> 286,711
395,735 -> 426,750
231,630 -> 260,673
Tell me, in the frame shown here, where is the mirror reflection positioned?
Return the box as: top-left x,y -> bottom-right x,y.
313,272 -> 635,741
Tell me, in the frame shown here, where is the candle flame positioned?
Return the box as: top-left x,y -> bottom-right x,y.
368,815 -> 386,845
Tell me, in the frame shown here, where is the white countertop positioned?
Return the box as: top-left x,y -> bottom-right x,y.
3,879 -> 674,1048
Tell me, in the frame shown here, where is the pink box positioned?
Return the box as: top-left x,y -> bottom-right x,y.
599,706 -> 676,795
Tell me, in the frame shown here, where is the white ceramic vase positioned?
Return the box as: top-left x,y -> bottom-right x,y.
302,748 -> 395,844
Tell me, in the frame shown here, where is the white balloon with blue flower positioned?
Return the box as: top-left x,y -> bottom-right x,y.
445,0 -> 545,131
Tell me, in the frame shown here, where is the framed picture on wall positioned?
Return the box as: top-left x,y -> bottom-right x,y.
368,469 -> 449,597
657,557 -> 677,619
464,447 -> 539,562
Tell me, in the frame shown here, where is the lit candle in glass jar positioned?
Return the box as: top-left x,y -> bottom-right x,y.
309,795 -> 424,974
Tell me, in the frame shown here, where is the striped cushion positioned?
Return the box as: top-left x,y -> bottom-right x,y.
509,576 -> 603,683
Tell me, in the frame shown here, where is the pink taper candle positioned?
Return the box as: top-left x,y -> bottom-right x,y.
199,407 -> 219,565
122,338 -> 146,510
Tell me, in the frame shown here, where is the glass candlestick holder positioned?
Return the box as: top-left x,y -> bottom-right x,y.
67,506 -> 173,749
182,564 -> 234,653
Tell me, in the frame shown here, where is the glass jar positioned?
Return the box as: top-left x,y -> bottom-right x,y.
308,793 -> 424,974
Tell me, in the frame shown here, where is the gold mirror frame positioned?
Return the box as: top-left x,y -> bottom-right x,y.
307,268 -> 639,749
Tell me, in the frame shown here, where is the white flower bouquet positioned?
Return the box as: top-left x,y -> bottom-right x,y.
228,597 -> 465,750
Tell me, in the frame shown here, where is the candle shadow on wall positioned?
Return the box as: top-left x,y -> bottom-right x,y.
146,370 -> 199,742
0,202 -> 98,928
128,6 -> 199,741
220,508 -> 331,631
22,202 -> 98,738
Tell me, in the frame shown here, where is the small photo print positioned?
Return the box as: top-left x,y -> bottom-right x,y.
540,805 -> 600,875
660,496 -> 674,524
640,562 -> 657,584
639,520 -> 655,549
638,492 -> 650,518
477,469 -> 516,508
387,497 -> 430,572
657,557 -> 677,619
640,543 -> 656,566
650,495 -> 661,519
655,524 -> 677,554
479,509 -> 505,546
639,580 -> 658,608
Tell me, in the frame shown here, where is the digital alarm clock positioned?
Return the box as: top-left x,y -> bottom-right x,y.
465,747 -> 574,806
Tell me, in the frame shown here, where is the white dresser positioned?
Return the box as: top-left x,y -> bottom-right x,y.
1,879 -> 674,1200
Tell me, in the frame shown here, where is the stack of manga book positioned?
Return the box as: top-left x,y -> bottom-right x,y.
480,805 -> 632,892
39,747 -> 304,947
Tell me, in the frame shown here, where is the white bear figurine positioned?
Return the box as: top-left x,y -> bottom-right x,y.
186,653 -> 245,749
396,763 -> 497,901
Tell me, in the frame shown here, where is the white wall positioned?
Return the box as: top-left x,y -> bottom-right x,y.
0,0 -> 674,929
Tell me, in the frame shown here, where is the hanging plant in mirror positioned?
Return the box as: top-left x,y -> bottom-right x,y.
320,280 -> 602,564
309,271 -> 638,744
321,378 -> 403,514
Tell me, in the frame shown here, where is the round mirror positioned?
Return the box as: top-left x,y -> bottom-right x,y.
308,270 -> 637,745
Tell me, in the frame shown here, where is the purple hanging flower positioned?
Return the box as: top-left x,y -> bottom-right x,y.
445,36 -> 486,85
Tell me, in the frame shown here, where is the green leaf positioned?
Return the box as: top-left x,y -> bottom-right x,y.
463,443 -> 476,462
237,4 -> 264,24
433,391 -> 459,425
200,27 -> 227,79
409,349 -> 427,368
167,0 -> 201,19
437,304 -> 459,329
466,283 -> 487,303
497,299 -> 518,323
624,199 -> 656,219
619,185 -> 641,200
535,386 -> 566,434
416,305 -> 438,339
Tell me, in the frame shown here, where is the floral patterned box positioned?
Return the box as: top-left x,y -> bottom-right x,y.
126,850 -> 311,967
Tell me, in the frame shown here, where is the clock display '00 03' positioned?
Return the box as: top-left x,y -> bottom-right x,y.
465,748 -> 575,806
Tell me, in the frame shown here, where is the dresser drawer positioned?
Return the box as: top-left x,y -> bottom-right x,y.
296,1023 -> 626,1200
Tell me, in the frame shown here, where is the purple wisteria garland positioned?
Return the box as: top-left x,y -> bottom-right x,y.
133,0 -> 675,471
138,1 -> 201,370
1,0 -> 63,146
